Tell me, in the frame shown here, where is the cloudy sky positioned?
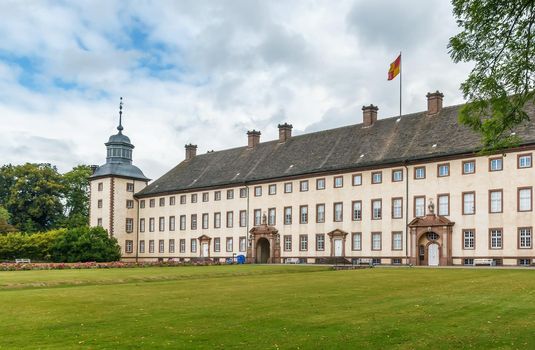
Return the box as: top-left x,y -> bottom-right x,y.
0,0 -> 472,180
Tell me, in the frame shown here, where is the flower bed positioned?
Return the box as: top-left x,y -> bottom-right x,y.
0,260 -> 218,271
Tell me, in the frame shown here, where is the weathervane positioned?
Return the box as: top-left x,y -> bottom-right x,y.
117,97 -> 124,133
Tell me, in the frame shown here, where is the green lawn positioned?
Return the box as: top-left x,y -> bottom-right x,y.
0,266 -> 534,349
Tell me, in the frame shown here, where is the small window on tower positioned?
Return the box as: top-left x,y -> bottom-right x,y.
126,183 -> 134,192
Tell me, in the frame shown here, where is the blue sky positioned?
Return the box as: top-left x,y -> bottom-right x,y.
0,0 -> 471,179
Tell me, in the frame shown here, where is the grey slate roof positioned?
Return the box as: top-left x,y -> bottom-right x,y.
136,103 -> 535,197
91,163 -> 149,181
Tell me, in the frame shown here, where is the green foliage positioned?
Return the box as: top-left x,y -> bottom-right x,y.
51,226 -> 121,263
449,0 -> 535,151
61,165 -> 91,228
0,205 -> 14,234
0,230 -> 63,261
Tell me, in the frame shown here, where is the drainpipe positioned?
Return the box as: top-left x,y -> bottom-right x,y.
403,162 -> 409,265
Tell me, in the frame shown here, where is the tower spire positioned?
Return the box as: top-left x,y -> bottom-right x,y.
117,97 -> 124,133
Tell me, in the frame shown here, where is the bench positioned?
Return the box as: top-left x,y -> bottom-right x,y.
356,258 -> 374,266
285,258 -> 300,264
473,258 -> 495,266
15,259 -> 31,264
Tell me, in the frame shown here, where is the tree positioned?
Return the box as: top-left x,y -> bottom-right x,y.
51,226 -> 121,262
0,205 -> 16,234
62,165 -> 91,228
448,0 -> 535,151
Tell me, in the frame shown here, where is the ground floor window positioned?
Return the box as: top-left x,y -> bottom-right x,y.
392,232 -> 402,250
149,240 -> 155,253
139,240 -> 145,253
191,239 -> 197,253
214,238 -> 220,252
159,240 -> 164,253
299,235 -> 308,251
463,229 -> 475,249
392,258 -> 402,265
519,258 -> 531,266
490,229 -> 503,249
463,258 -> 474,266
352,232 -> 361,250
371,232 -> 382,250
316,234 -> 325,251
239,237 -> 246,252
519,227 -> 532,248
284,235 -> 292,251
169,239 -> 175,253
180,239 -> 186,253
226,237 -> 233,252
125,240 -> 133,253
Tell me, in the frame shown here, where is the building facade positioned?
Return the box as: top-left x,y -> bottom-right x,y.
89,92 -> 535,266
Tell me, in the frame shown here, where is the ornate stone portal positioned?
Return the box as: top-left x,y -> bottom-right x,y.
408,200 -> 455,266
247,214 -> 281,263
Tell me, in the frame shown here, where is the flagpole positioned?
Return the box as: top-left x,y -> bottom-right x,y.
399,51 -> 402,117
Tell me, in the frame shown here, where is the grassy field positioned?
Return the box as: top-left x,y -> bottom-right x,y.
0,265 -> 534,349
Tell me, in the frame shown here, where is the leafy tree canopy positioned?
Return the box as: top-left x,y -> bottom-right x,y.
449,0 -> 535,151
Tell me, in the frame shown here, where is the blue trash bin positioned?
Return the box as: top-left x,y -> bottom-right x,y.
236,255 -> 245,264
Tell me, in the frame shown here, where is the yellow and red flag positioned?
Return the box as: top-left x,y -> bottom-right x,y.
388,54 -> 401,80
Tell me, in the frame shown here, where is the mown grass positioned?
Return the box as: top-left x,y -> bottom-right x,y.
0,266 -> 534,349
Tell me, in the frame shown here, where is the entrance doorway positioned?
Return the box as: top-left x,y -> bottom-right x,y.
256,238 -> 270,263
201,243 -> 209,257
334,239 -> 343,257
428,243 -> 439,266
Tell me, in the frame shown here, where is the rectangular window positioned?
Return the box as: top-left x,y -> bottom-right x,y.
239,210 -> 247,227
438,194 -> 449,216
334,202 -> 343,222
159,217 -> 165,231
226,211 -> 233,228
284,182 -> 292,193
519,227 -> 532,249
518,153 -> 532,168
284,235 -> 292,251
227,189 -> 234,199
371,172 -> 382,184
414,196 -> 425,217
392,232 -> 403,250
139,218 -> 145,232
334,176 -> 343,188
202,213 -> 209,229
169,216 -> 175,231
97,218 -> 102,227
214,238 -> 221,252
126,218 -> 134,233
180,195 -> 186,204
140,200 -> 145,209
316,178 -> 326,190
125,240 -> 133,253
126,183 -> 134,192
371,199 -> 382,220
149,240 -> 155,253
191,239 -> 197,253
392,198 -> 403,219
254,186 -> 262,197
352,232 -> 361,251
518,187 -> 532,212
214,212 -> 221,228
372,232 -> 382,250
268,184 -> 276,195
299,235 -> 308,251
489,228 -> 503,249
202,192 -> 209,202
300,205 -> 308,224
284,207 -> 292,225
98,182 -> 103,191
438,163 -> 450,177
489,157 -> 503,171
352,201 -> 362,221
240,188 -> 248,198
159,240 -> 164,253
139,240 -> 145,253
463,229 -> 475,249
392,169 -> 403,182
191,194 -> 197,203
179,239 -> 186,253
97,199 -> 103,208
180,215 -> 186,230
463,160 -> 475,174
268,208 -> 276,225
300,180 -> 309,192
489,190 -> 503,213
463,192 -> 475,215
159,198 -> 165,207
169,196 -> 175,206
254,209 -> 262,226
414,167 -> 425,179
353,174 -> 362,186
126,200 -> 134,209
149,199 -> 155,208
191,214 -> 197,230
316,234 -> 325,251
226,237 -> 233,252
214,191 -> 221,201
149,217 -> 155,232
169,239 -> 175,253
239,237 -> 246,252
316,204 -> 325,223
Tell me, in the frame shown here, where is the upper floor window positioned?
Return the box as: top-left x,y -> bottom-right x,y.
98,199 -> 103,209
489,157 -> 503,171
97,218 -> 102,227
316,178 -> 326,190
126,183 -> 134,192
414,167 -> 425,179
518,187 -> 532,212
227,189 -> 234,199
371,199 -> 382,220
414,196 -> 425,217
300,205 -> 308,224
392,198 -> 402,219
202,213 -> 209,229
240,188 -> 248,198
239,210 -> 246,228
159,217 -> 165,231
140,200 -> 145,209
149,199 -> 155,208
254,209 -> 262,226
334,202 -> 343,222
226,211 -> 233,228
489,190 -> 503,213
254,186 -> 262,197
284,207 -> 292,225
352,174 -> 362,186
518,154 -> 532,168
284,182 -> 293,193
438,194 -> 449,216
191,194 -> 197,203
126,200 -> 134,209
463,160 -> 475,174
126,218 -> 134,233
169,196 -> 175,206
268,184 -> 277,195
316,204 -> 325,223
438,163 -> 449,177
159,198 -> 165,207
180,216 -> 186,230
371,172 -> 382,184
352,201 -> 362,221
463,192 -> 476,215
300,180 -> 309,192
191,214 -> 197,230
334,176 -> 343,188
98,182 -> 103,191
268,208 -> 276,225
392,169 -> 403,182
180,195 -> 186,204
214,191 -> 221,201
202,192 -> 209,202
214,212 -> 221,228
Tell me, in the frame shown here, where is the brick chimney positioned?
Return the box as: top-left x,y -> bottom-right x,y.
185,143 -> 197,160
247,130 -> 261,148
362,105 -> 378,127
278,123 -> 293,143
426,91 -> 444,115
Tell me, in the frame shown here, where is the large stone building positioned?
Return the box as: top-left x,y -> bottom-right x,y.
89,92 -> 535,266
